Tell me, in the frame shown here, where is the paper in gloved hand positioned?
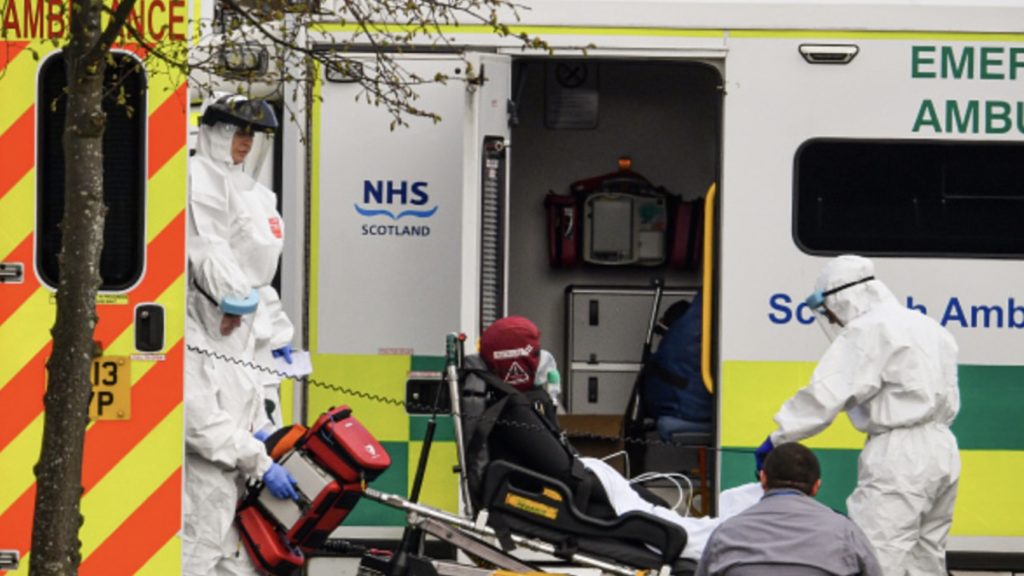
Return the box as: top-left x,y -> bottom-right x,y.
273,349 -> 313,378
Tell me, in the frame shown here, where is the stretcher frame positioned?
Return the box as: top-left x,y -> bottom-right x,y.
362,333 -> 686,576
364,487 -> 673,576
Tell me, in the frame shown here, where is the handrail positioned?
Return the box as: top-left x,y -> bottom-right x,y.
700,182 -> 717,394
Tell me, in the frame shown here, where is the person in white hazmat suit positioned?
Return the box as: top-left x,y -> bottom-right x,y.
184,94 -> 299,575
754,254 -> 960,576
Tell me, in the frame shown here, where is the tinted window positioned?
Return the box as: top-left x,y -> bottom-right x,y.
795,139 -> 1024,257
37,52 -> 147,289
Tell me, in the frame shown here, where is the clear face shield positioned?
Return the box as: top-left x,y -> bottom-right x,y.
804,276 -> 875,342
241,129 -> 274,181
804,291 -> 844,342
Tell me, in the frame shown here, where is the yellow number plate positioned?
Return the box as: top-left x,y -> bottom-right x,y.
89,356 -> 130,421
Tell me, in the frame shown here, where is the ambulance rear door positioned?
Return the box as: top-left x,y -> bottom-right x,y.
307,51 -> 511,534
0,35 -> 188,573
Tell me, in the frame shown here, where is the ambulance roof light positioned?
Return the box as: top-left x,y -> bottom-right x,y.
217,44 -> 269,75
799,44 -> 859,65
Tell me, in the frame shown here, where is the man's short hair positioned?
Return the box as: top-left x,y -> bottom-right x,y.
764,442 -> 820,495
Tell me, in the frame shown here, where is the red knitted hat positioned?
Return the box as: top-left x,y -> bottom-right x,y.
480,316 -> 541,391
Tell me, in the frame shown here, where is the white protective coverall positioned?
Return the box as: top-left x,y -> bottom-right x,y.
770,255 -> 960,576
253,257 -> 294,432
183,119 -> 290,575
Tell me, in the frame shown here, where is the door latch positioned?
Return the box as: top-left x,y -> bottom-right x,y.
134,303 -> 165,352
0,262 -> 24,284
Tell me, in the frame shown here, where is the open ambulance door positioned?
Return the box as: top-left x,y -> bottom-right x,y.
307,51 -> 509,537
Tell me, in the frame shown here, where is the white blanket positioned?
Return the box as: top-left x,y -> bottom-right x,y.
580,457 -> 762,560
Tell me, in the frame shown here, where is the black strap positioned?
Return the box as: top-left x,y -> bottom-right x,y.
551,535 -> 579,561
824,276 -> 875,297
466,394 -> 511,476
192,278 -> 219,307
488,514 -> 517,552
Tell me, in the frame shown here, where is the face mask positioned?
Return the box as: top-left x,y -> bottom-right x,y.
804,276 -> 874,342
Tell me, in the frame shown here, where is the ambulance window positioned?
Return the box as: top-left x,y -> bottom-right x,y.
37,52 -> 147,290
794,139 -> 1024,257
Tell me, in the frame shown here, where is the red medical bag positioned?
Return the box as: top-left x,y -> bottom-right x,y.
544,192 -> 578,267
668,196 -> 703,270
237,505 -> 305,576
303,406 -> 391,483
238,406 -> 391,572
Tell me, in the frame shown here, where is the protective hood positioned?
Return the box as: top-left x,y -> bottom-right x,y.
480,316 -> 542,391
195,121 -> 238,167
813,254 -> 897,326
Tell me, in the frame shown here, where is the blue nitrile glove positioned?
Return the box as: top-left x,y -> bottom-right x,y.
754,436 -> 774,477
220,288 -> 259,315
272,344 -> 293,364
254,429 -> 270,442
263,463 -> 299,501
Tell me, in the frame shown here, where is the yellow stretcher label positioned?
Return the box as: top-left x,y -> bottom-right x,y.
542,487 -> 563,502
89,356 -> 131,420
504,494 -> 558,520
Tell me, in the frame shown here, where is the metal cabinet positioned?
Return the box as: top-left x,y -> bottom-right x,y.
565,286 -> 695,415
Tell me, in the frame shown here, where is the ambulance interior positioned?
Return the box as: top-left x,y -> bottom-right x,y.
503,56 -> 722,501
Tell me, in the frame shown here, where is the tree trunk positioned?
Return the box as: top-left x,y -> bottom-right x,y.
29,0 -> 108,573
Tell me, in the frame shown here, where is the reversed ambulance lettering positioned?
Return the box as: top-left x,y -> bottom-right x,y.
0,0 -> 186,41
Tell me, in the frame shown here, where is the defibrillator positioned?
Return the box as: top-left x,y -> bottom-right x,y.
545,158 -> 703,269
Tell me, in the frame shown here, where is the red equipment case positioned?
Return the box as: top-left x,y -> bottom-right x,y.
237,505 -> 305,576
238,406 -> 391,573
303,406 -> 391,482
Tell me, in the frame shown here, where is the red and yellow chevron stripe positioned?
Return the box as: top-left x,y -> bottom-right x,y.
0,8 -> 188,572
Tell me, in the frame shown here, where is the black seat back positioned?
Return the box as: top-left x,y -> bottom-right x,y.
458,355 -> 591,515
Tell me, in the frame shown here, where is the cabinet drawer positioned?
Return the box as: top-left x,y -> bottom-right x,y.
568,369 -> 638,415
567,287 -> 693,364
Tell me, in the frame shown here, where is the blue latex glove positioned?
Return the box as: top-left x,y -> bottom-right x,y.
272,344 -> 293,364
263,463 -> 299,501
754,436 -> 774,477
254,429 -> 270,442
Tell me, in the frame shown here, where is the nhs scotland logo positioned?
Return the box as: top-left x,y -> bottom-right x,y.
355,180 -> 437,237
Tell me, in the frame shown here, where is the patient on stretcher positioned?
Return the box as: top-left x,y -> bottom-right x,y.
471,317 -> 761,561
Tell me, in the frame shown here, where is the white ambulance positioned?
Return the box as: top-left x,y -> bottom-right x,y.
202,0 -> 1024,569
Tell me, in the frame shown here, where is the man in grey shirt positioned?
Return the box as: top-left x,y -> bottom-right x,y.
696,443 -> 882,576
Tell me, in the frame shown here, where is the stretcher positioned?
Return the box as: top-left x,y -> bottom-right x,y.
361,333 -> 696,576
